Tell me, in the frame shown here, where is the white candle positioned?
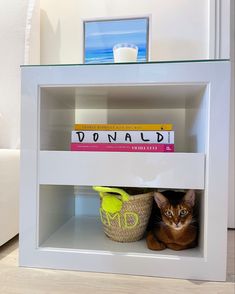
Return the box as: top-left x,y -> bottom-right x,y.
113,44 -> 138,63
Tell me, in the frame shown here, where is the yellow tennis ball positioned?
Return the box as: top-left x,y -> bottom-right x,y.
102,195 -> 123,213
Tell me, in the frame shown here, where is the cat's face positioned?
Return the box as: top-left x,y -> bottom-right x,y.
154,190 -> 195,230
159,202 -> 193,230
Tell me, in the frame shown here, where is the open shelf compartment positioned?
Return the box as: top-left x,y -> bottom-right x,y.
40,83 -> 209,154
38,185 -> 205,260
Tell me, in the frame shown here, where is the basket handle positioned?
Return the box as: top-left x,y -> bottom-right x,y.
93,186 -> 129,202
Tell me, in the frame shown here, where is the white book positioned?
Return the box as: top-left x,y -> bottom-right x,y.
71,130 -> 174,144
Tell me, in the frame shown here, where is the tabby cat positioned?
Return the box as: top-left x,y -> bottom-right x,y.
146,189 -> 198,251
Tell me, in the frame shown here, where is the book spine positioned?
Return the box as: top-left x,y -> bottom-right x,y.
70,143 -> 174,152
71,130 -> 174,144
74,123 -> 173,131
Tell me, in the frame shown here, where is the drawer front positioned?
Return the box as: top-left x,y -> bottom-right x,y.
39,151 -> 205,189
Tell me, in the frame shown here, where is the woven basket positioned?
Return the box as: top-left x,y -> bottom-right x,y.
93,186 -> 154,242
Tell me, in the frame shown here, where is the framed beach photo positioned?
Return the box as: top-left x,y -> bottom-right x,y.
83,16 -> 149,64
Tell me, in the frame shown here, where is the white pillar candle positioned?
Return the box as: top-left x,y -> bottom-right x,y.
113,44 -> 138,63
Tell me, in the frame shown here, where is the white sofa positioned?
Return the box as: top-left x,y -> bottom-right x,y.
0,149 -> 19,246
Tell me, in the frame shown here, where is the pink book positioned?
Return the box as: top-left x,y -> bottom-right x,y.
70,143 -> 174,152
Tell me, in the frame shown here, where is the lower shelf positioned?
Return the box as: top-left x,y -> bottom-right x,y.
40,216 -> 203,258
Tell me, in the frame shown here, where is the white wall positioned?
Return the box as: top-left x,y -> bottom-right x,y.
228,0 -> 234,228
0,0 -> 40,149
0,0 -> 28,148
40,0 -> 209,64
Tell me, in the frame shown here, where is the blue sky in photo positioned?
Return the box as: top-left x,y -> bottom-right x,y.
84,18 -> 148,63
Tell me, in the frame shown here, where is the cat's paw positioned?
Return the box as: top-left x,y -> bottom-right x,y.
166,243 -> 187,250
146,231 -> 166,250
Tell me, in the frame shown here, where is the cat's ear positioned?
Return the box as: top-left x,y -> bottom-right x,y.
154,192 -> 168,208
183,189 -> 195,206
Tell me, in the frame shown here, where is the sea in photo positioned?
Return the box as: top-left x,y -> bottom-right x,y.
84,18 -> 148,63
85,46 -> 147,64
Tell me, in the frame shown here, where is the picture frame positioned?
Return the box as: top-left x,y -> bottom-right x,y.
83,16 -> 150,64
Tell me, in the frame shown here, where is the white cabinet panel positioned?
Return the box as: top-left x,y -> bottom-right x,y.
39,151 -> 205,189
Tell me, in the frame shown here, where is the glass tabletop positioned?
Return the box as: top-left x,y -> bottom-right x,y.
21,59 -> 229,68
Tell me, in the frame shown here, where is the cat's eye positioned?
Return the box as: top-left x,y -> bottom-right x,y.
180,209 -> 188,216
165,210 -> 172,217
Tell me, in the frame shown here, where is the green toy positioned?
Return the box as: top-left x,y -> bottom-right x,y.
93,186 -> 129,213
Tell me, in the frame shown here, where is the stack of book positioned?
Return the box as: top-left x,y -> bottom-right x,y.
70,123 -> 174,152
